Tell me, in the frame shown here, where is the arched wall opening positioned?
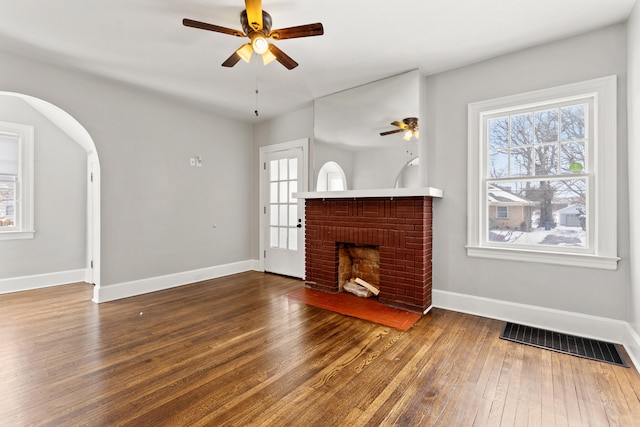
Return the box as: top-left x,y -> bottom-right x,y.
0,91 -> 101,298
316,161 -> 347,191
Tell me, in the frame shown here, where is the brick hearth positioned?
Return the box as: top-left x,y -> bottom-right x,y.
304,196 -> 433,312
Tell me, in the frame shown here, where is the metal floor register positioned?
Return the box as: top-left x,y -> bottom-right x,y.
500,322 -> 628,367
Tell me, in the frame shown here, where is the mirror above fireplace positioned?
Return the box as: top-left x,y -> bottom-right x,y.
313,70 -> 424,191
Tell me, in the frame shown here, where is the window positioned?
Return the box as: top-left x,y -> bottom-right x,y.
0,121 -> 34,240
467,76 -> 618,269
496,206 -> 509,220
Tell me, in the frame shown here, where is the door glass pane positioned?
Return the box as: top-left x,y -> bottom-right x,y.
279,181 -> 288,204
289,205 -> 297,226
270,160 -> 278,181
270,183 -> 278,204
270,227 -> 278,248
289,181 -> 298,202
289,158 -> 298,180
279,205 -> 287,226
279,158 -> 288,181
270,205 -> 278,226
279,228 -> 287,249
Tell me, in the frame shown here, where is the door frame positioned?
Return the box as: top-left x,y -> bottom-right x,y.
259,138 -> 309,275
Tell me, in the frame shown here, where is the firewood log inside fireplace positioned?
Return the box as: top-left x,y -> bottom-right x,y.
343,277 -> 380,298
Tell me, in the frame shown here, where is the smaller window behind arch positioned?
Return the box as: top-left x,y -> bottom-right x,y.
0,121 -> 34,240
317,161 -> 347,191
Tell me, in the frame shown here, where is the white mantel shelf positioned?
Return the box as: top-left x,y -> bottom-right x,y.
293,187 -> 443,200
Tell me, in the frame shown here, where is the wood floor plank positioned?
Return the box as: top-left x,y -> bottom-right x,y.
1,271 -> 640,426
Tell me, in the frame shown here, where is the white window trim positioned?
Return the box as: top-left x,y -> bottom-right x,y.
0,121 -> 34,240
467,76 -> 619,270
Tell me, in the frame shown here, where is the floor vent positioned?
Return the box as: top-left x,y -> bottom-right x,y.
500,322 -> 628,367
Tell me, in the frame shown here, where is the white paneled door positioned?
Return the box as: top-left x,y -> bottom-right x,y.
262,144 -> 306,278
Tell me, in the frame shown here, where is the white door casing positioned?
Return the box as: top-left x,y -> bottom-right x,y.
259,139 -> 308,279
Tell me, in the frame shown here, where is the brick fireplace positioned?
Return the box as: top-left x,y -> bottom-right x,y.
303,196 -> 434,313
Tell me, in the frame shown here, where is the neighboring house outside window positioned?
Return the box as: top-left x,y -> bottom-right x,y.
467,76 -> 619,269
0,121 -> 34,240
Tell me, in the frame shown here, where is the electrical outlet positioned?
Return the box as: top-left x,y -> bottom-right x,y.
189,158 -> 196,166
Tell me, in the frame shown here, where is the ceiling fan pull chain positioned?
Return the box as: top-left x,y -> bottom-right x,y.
255,88 -> 259,117
254,68 -> 259,117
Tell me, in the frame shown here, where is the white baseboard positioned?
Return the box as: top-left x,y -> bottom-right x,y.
93,260 -> 259,303
433,289 -> 640,370
624,323 -> 640,370
0,269 -> 88,294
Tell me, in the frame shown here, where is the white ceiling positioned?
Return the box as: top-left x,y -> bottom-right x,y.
0,0 -> 635,122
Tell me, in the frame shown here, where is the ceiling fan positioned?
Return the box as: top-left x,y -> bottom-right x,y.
380,117 -> 419,141
183,0 -> 324,70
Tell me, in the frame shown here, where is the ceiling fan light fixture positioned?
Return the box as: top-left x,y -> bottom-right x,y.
404,130 -> 413,141
251,34 -> 269,55
261,49 -> 277,65
183,2 -> 323,70
237,43 -> 254,63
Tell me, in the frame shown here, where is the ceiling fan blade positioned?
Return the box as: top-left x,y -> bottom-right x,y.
268,44 -> 298,70
390,121 -> 408,129
245,0 -> 263,31
222,44 -> 254,67
183,19 -> 245,37
380,129 -> 404,136
269,23 -> 324,40
222,51 -> 243,67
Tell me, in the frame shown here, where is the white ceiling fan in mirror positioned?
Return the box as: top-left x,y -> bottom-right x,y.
313,70 -> 423,191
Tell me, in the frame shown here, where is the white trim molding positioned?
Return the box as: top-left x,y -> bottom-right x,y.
0,269 -> 87,294
433,289 -> 640,370
93,260 -> 259,303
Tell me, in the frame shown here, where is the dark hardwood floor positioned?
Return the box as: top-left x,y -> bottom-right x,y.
1,271 -> 640,426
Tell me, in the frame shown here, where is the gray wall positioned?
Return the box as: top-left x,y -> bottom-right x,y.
0,95 -> 86,278
426,24 -> 630,320
627,3 -> 640,335
250,24 -> 633,322
0,49 -> 252,287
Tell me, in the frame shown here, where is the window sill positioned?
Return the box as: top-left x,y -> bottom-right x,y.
0,231 -> 35,241
466,245 -> 619,270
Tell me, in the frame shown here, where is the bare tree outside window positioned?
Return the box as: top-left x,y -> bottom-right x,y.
486,103 -> 587,247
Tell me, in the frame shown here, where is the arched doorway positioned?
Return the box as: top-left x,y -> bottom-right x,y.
0,92 -> 101,297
